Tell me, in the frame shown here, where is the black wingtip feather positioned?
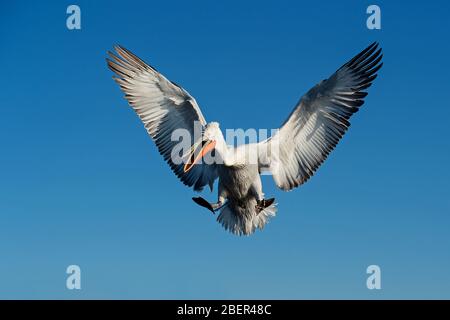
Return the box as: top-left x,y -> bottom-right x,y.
348,44 -> 379,68
347,42 -> 378,67
346,43 -> 383,92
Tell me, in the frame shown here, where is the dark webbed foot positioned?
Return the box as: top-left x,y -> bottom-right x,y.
256,198 -> 275,214
192,197 -> 223,214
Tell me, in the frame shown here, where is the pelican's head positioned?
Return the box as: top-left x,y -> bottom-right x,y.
183,122 -> 221,173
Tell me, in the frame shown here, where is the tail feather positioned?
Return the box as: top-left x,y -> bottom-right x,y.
217,198 -> 277,236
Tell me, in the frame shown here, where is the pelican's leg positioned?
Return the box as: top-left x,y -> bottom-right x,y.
211,199 -> 224,211
192,182 -> 227,214
213,181 -> 228,211
210,184 -> 227,211
250,174 -> 264,202
193,197 -> 226,214
251,175 -> 275,213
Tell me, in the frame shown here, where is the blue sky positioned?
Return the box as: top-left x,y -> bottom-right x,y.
1,0 -> 449,299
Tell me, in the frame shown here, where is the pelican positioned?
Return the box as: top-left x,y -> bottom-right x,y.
107,42 -> 383,235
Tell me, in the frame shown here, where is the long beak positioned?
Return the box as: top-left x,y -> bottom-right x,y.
183,140 -> 216,173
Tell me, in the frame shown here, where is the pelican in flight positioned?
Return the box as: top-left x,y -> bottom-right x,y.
107,42 -> 383,235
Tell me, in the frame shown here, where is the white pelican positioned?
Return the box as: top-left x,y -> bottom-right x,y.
107,42 -> 383,235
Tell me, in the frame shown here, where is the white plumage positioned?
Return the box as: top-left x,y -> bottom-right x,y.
107,43 -> 383,235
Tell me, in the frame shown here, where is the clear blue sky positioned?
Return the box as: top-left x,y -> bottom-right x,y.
1,0 -> 449,299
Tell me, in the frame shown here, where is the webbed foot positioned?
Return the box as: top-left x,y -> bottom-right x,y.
192,197 -> 223,214
256,198 -> 275,214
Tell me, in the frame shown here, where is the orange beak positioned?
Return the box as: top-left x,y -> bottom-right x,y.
183,140 -> 216,173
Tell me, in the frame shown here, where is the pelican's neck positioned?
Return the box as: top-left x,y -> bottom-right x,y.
214,130 -> 232,166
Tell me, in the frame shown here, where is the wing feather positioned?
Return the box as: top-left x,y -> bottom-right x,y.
259,43 -> 383,191
107,46 -> 217,191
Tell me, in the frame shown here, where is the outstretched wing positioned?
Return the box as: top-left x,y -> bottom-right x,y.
258,42 -> 383,191
107,46 -> 218,191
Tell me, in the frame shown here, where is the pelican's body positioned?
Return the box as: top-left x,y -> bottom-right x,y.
186,125 -> 276,235
107,43 -> 383,235
215,142 -> 275,235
